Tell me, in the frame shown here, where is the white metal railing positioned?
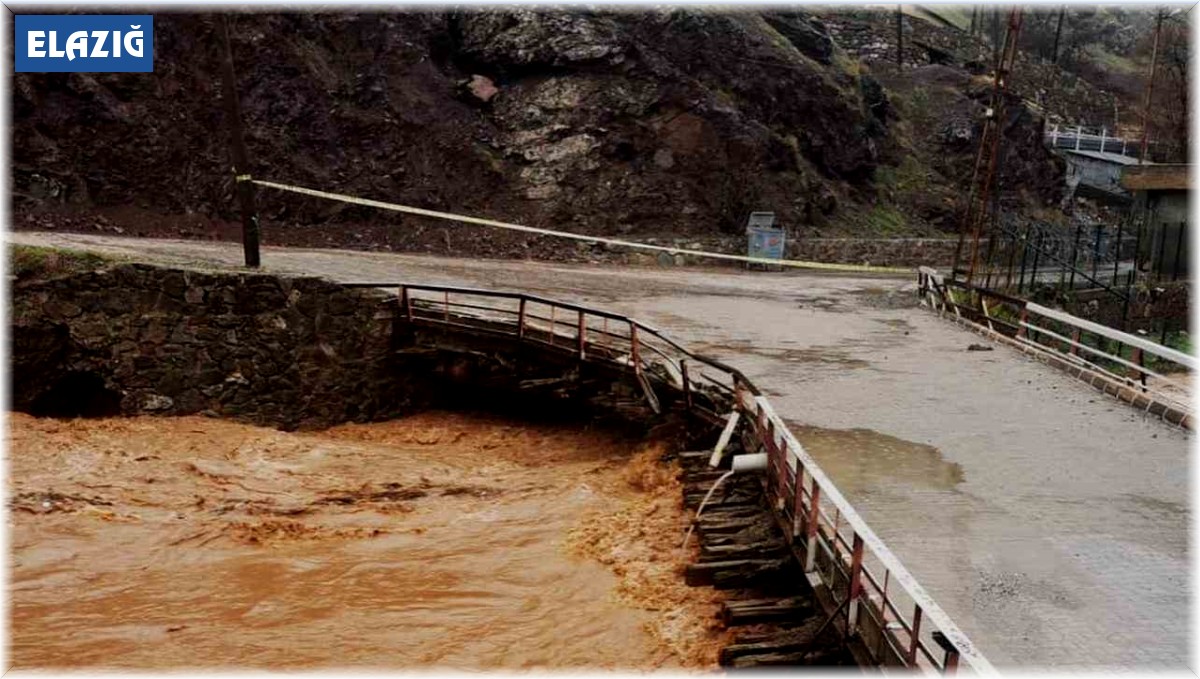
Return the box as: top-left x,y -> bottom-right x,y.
1046,124 -> 1147,158
917,267 -> 1193,425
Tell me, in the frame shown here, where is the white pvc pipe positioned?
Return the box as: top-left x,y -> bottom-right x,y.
730,452 -> 768,473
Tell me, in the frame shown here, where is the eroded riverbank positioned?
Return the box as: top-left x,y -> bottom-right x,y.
9,411 -> 730,670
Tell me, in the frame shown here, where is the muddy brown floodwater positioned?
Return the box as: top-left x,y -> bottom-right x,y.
8,412 -> 733,670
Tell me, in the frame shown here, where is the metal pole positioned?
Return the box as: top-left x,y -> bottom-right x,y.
1017,228 -> 1030,293
982,231 -> 997,289
1091,223 -> 1102,282
1058,230 -> 1068,290
1068,222 -> 1082,289
1121,269 -> 1133,330
1155,221 -> 1168,280
1131,215 -> 1145,276
1005,230 -> 1019,289
1112,220 -> 1124,286
217,15 -> 261,268
1030,231 -> 1043,291
1171,221 -> 1185,281
1139,9 -> 1164,165
896,4 -> 904,69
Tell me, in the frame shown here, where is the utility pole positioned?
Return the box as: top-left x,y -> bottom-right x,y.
1138,8 -> 1164,165
217,15 -> 262,268
896,4 -> 904,69
970,5 -> 978,36
1051,6 -> 1066,63
952,7 -> 1024,286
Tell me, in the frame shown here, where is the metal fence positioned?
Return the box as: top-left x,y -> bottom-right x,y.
355,281 -> 994,674
1046,125 -> 1148,158
970,220 -> 1138,295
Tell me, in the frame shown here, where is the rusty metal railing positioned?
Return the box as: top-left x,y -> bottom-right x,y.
918,266 -> 1193,427
739,391 -> 992,673
349,281 -> 994,674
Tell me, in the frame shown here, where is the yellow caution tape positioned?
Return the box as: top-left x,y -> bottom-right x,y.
250,178 -> 912,274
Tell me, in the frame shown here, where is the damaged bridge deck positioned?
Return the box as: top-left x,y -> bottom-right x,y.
368,281 -> 993,673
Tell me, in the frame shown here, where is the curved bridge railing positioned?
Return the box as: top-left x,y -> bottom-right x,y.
346,281 -> 995,675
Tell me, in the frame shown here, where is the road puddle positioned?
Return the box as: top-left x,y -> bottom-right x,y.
787,424 -> 964,495
8,411 -> 728,670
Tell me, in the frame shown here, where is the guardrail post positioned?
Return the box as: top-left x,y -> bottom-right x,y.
400,286 -> 412,322
932,631 -> 961,675
629,322 -> 641,378
847,533 -> 865,635
763,419 -> 778,502
804,479 -> 820,572
1070,328 -> 1081,356
791,465 -> 805,540
944,651 -> 961,675
577,310 -> 586,360
1129,347 -> 1144,383
681,359 -> 693,410
907,605 -> 923,666
1016,307 -> 1029,339
518,297 -> 527,339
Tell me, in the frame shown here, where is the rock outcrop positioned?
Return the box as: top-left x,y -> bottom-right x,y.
12,10 -> 1064,252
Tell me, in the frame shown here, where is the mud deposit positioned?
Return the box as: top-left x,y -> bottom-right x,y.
8,412 -> 729,670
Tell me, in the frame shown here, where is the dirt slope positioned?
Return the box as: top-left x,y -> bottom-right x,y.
12,10 -> 1063,256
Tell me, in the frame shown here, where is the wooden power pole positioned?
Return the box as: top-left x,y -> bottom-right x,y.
217,15 -> 262,268
896,5 -> 904,69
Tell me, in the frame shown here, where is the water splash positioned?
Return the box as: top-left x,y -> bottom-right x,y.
680,469 -> 734,550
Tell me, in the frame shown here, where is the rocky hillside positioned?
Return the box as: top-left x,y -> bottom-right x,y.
12,10 -> 1064,256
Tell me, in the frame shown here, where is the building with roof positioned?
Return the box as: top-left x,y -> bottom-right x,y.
1120,164 -> 1189,281
1061,148 -> 1142,204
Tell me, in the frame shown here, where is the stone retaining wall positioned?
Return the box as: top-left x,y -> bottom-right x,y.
788,237 -> 963,267
11,263 -> 411,429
